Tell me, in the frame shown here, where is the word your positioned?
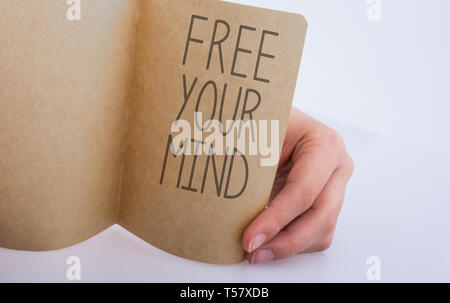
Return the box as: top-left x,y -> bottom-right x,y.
170,113 -> 280,166
366,256 -> 382,281
66,256 -> 81,281
66,0 -> 81,21
367,0 -> 381,21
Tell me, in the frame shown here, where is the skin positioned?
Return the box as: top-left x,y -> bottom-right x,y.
243,107 -> 354,264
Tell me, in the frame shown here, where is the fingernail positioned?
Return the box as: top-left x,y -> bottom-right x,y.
248,234 -> 267,252
251,249 -> 274,264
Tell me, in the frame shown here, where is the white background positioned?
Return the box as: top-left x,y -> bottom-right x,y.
1,0 -> 449,282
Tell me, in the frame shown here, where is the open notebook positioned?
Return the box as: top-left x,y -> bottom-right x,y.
0,0 -> 307,264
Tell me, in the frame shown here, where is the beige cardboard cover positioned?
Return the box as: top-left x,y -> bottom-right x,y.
0,0 -> 307,264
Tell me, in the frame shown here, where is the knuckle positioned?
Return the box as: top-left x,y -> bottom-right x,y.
345,154 -> 355,175
285,239 -> 298,256
317,236 -> 334,252
291,183 -> 315,208
324,127 -> 345,149
320,213 -> 337,235
309,127 -> 345,152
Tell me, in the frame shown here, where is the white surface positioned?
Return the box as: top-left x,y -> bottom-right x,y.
1,0 -> 449,282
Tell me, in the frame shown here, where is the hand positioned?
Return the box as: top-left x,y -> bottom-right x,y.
243,107 -> 354,264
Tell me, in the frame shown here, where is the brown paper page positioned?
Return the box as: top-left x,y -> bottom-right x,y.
0,0 -> 137,250
119,0 -> 307,264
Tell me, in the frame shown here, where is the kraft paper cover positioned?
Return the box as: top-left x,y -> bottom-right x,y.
0,0 -> 137,250
0,0 -> 307,264
118,0 -> 307,264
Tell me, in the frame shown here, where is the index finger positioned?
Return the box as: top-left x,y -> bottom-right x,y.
242,139 -> 339,253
